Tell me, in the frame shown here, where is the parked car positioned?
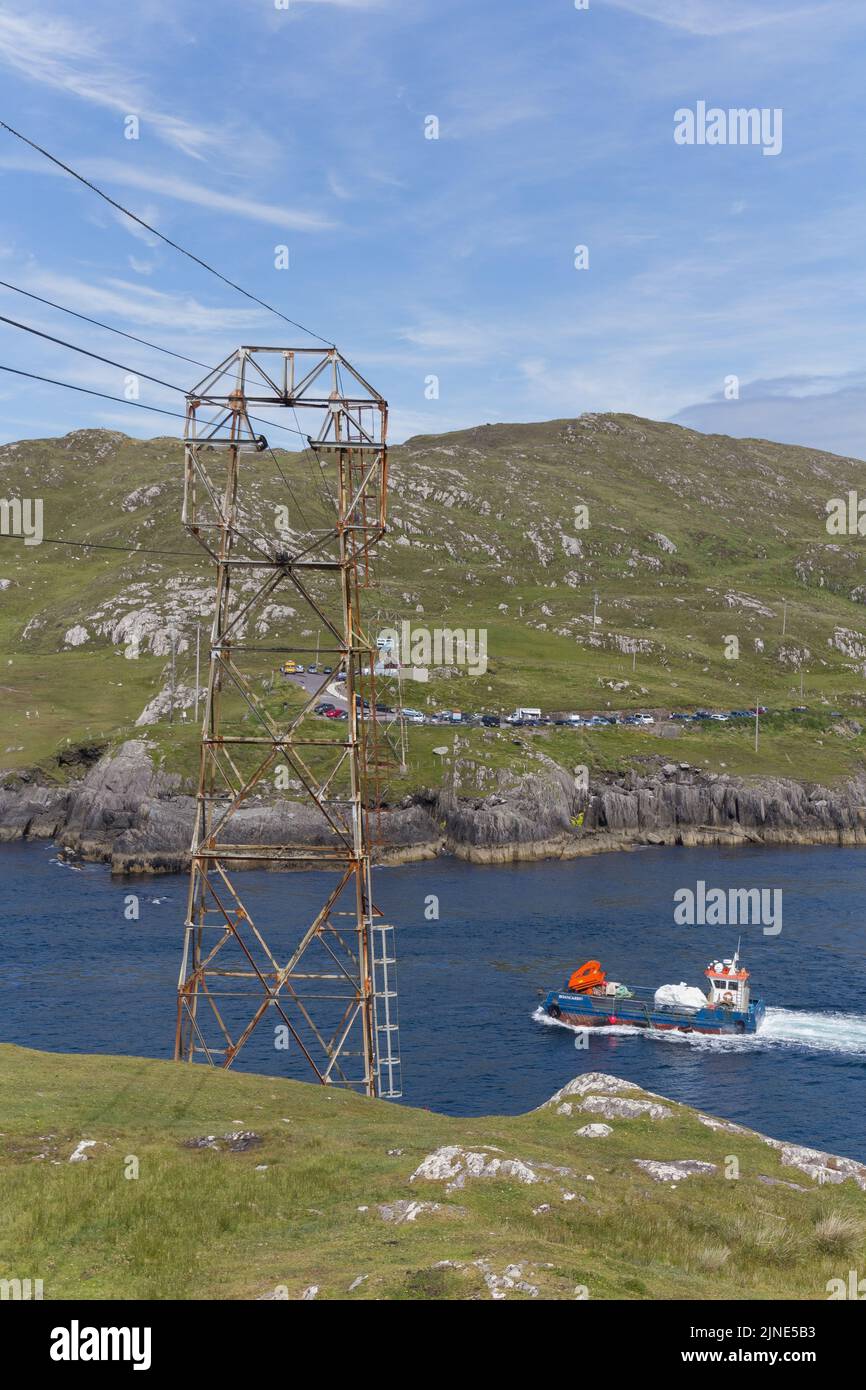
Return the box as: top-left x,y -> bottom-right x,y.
481,714 -> 501,727
324,707 -> 344,719
322,666 -> 333,675
314,702 -> 336,715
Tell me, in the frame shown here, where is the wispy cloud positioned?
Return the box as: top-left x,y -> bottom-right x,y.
0,151 -> 334,232
0,10 -> 225,159
87,161 -> 336,232
0,267 -> 266,334
606,0 -> 840,38
397,316 -> 508,364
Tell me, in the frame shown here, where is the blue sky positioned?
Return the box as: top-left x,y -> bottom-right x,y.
0,0 -> 865,454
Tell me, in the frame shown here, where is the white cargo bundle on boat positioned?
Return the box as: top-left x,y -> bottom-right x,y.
653,982 -> 707,1011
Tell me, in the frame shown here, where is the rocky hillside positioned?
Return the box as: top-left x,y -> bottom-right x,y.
2,415 -> 866,830
0,1045 -> 863,1300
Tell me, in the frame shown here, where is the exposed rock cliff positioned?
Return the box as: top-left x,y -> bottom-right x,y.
4,740 -> 866,874
0,741 -> 444,873
428,754 -> 866,864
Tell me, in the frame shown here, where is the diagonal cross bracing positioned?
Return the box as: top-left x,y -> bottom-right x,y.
174,347 -> 401,1096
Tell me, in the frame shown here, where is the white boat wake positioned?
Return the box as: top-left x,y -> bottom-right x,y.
757,1007 -> 866,1055
532,1005 -> 866,1056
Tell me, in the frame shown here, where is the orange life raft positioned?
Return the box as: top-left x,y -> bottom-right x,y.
567,959 -> 606,994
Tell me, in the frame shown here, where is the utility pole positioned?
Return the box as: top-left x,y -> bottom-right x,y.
194,622 -> 201,723
169,629 -> 176,725
396,658 -> 408,770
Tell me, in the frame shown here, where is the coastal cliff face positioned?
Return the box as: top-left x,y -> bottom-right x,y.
2,739 -> 866,874
438,758 -> 866,863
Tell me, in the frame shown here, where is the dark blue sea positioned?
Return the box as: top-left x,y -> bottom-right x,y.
2,841 -> 865,1160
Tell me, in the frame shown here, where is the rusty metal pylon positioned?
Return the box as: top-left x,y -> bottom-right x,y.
174,346 -> 401,1096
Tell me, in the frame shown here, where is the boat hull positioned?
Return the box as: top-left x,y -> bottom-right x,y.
543,990 -> 765,1035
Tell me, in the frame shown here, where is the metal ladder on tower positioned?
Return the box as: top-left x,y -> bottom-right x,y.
371,921 -> 402,1098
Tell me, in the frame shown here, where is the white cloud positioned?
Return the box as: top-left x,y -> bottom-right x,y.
0,267 -> 266,336
109,204 -> 162,248
87,160 -> 335,232
606,0 -> 839,37
0,10 -> 225,159
397,316 -> 518,365
0,151 -> 334,232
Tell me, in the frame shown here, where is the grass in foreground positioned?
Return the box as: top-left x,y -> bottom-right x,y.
0,1045 -> 863,1300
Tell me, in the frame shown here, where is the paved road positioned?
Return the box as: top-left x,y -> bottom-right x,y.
281,670 -> 348,710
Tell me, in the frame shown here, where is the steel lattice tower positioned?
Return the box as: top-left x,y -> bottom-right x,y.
174,346 -> 401,1097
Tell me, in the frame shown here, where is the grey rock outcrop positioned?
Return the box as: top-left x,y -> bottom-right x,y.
3,741 -> 866,873
0,739 -> 443,874
436,761 -> 866,863
0,780 -> 70,842
583,764 -> 866,848
634,1159 -> 718,1182
581,1095 -> 673,1121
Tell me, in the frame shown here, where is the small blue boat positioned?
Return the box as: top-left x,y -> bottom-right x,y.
543,947 -> 765,1036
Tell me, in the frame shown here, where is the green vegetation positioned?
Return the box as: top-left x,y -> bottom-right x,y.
2,415 -> 866,792
0,1044 -> 863,1300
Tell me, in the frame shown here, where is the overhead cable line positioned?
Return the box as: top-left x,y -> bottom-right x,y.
0,309 -> 186,394
0,275 -> 324,432
0,119 -> 335,347
0,362 -> 194,424
0,276 -> 317,450
0,364 -> 323,543
0,530 -> 198,557
0,277 -> 211,370
0,312 -> 307,441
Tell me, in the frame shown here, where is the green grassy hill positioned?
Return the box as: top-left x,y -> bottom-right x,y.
2,415 -> 866,790
1,1045 -> 864,1301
